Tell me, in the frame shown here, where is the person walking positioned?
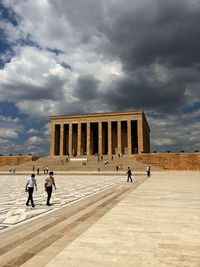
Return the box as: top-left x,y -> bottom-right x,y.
25,173 -> 38,207
126,167 -> 133,182
37,168 -> 40,175
146,166 -> 151,177
44,171 -> 56,206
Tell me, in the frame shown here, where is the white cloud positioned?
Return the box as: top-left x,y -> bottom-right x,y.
0,0 -> 126,118
148,113 -> 200,152
27,128 -> 40,134
43,122 -> 51,137
24,135 -> 49,155
0,115 -> 19,123
0,115 -> 23,139
0,46 -> 79,117
0,138 -> 10,144
151,138 -> 175,146
25,136 -> 46,145
0,129 -> 18,138
0,138 -> 22,155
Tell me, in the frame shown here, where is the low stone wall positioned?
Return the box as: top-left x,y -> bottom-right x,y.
0,156 -> 39,168
133,153 -> 200,170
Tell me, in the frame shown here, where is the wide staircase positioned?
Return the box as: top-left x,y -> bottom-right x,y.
0,155 -> 162,173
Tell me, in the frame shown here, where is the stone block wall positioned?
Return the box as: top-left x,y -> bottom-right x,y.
0,156 -> 39,168
133,153 -> 200,170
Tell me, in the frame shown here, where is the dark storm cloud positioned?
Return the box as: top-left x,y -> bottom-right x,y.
94,0 -> 200,69
74,75 -> 100,101
48,0 -> 200,115
104,76 -> 186,113
2,76 -> 65,101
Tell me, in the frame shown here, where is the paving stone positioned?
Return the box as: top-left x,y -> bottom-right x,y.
0,174 -> 125,229
44,171 -> 200,267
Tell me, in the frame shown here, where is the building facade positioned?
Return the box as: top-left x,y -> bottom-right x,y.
50,110 -> 150,156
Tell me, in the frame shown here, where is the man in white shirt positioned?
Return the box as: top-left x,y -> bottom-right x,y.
146,166 -> 151,177
25,173 -> 38,207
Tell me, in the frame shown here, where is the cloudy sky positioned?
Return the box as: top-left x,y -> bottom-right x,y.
0,0 -> 200,156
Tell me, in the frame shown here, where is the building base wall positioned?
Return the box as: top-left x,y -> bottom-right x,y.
134,153 -> 200,170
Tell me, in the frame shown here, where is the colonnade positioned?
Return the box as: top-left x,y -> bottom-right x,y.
51,119 -> 143,156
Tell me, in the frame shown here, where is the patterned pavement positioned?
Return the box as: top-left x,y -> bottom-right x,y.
0,174 -> 125,229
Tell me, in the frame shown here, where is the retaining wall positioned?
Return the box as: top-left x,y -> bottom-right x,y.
133,153 -> 200,170
0,156 -> 39,168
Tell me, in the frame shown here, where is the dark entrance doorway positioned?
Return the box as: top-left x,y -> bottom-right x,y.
131,120 -> 138,154
90,123 -> 98,155
54,124 -> 60,155
102,122 -> 108,155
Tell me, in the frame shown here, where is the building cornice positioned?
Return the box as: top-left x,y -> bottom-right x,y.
50,110 -> 144,120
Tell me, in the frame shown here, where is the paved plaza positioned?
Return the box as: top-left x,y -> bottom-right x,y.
44,171 -> 200,267
0,171 -> 200,266
0,174 -> 125,230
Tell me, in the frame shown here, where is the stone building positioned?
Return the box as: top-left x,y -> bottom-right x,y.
50,110 -> 150,156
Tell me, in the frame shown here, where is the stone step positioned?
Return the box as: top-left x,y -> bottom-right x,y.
0,155 -> 162,172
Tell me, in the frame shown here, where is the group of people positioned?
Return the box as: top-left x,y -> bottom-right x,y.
9,166 -> 16,174
126,165 -> 151,182
25,171 -> 56,207
26,165 -> 151,208
116,164 -> 122,171
32,165 -> 49,175
43,165 -> 49,174
97,155 -> 104,162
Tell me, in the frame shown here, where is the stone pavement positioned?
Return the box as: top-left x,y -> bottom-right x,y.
0,174 -> 125,230
43,171 -> 200,267
0,171 -> 200,266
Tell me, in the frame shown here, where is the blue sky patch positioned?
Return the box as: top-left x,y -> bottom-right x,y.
0,2 -> 18,26
182,102 -> 200,114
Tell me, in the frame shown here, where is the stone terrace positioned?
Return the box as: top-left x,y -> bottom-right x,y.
0,155 -> 162,173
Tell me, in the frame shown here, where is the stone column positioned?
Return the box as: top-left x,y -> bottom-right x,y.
117,120 -> 121,154
77,122 -> 81,156
127,120 -> 132,154
87,122 -> 90,155
60,124 -> 64,155
108,121 -> 112,155
69,123 -> 73,155
98,121 -> 102,155
137,116 -> 144,154
50,123 -> 55,156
